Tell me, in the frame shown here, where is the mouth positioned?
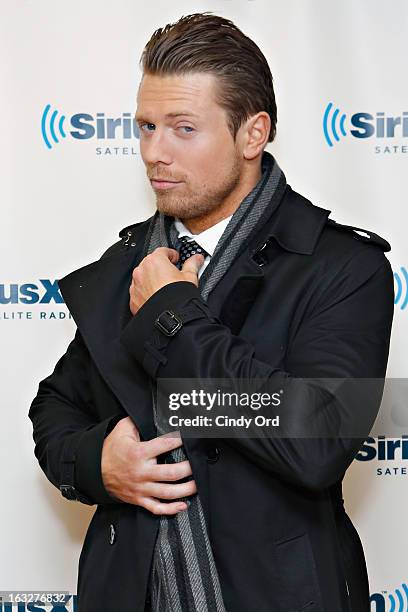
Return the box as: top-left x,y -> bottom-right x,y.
150,179 -> 183,190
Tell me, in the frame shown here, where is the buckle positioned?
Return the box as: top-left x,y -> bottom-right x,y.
252,240 -> 271,267
154,310 -> 183,336
60,484 -> 78,501
60,484 -> 94,505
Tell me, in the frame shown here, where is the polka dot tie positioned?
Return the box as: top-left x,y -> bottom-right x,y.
175,235 -> 210,269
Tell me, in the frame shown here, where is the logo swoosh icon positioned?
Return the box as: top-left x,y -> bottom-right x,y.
323,102 -> 347,147
41,104 -> 66,149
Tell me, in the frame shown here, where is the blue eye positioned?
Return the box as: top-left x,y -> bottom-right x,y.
140,123 -> 155,132
181,126 -> 194,133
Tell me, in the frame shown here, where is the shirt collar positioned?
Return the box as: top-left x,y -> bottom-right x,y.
174,214 -> 233,257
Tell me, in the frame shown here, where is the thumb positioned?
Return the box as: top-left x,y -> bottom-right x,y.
181,253 -> 205,277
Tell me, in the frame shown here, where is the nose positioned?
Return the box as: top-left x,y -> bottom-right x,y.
141,127 -> 173,166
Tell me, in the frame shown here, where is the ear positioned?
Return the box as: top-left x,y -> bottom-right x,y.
242,112 -> 271,161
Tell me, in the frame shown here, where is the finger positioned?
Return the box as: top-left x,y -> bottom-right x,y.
142,431 -> 183,460
153,247 -> 179,263
168,249 -> 179,265
141,497 -> 188,516
145,479 -> 197,500
181,253 -> 205,276
147,459 -> 193,482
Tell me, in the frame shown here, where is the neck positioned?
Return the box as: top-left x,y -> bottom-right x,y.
181,159 -> 263,234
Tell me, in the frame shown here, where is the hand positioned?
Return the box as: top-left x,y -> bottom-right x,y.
129,247 -> 205,316
101,416 -> 197,515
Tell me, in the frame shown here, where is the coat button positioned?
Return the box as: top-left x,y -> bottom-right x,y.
109,523 -> 116,545
207,446 -> 220,463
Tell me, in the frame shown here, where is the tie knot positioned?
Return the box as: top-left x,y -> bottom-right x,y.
176,235 -> 209,268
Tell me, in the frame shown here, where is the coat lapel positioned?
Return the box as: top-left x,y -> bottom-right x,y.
207,184 -> 331,332
58,230 -> 161,441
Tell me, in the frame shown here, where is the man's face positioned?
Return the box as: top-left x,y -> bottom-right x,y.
135,72 -> 243,221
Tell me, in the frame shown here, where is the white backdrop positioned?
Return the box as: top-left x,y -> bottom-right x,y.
1,1 -> 406,609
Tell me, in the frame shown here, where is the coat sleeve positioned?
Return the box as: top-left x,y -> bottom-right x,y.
29,242 -> 128,506
119,245 -> 394,491
28,326 -> 125,507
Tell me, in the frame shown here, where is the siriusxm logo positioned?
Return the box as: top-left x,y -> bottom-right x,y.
356,436 -> 408,461
41,104 -> 140,149
371,582 -> 408,611
0,280 -> 63,304
394,267 -> 408,310
323,102 -> 408,148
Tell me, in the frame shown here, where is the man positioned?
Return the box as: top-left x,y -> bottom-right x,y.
29,12 -> 394,612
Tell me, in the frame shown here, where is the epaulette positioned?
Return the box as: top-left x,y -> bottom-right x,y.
326,218 -> 391,252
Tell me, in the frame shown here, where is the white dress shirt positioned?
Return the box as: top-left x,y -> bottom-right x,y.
174,214 -> 233,279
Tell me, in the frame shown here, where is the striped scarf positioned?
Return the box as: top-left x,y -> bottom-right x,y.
143,150 -> 286,611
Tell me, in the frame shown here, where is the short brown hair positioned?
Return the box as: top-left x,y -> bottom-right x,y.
140,12 -> 277,142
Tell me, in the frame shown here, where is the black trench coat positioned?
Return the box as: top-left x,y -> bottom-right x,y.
29,183 -> 394,612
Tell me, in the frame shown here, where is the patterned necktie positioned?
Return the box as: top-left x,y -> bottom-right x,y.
176,235 -> 210,269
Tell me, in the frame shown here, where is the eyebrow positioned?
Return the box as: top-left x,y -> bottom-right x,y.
135,111 -> 200,122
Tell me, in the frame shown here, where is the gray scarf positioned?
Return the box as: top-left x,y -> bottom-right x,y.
145,150 -> 286,611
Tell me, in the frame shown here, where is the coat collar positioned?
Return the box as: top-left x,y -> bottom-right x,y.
261,184 -> 331,255
117,183 -> 331,259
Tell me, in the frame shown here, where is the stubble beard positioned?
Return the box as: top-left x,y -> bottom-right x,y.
155,156 -> 242,221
